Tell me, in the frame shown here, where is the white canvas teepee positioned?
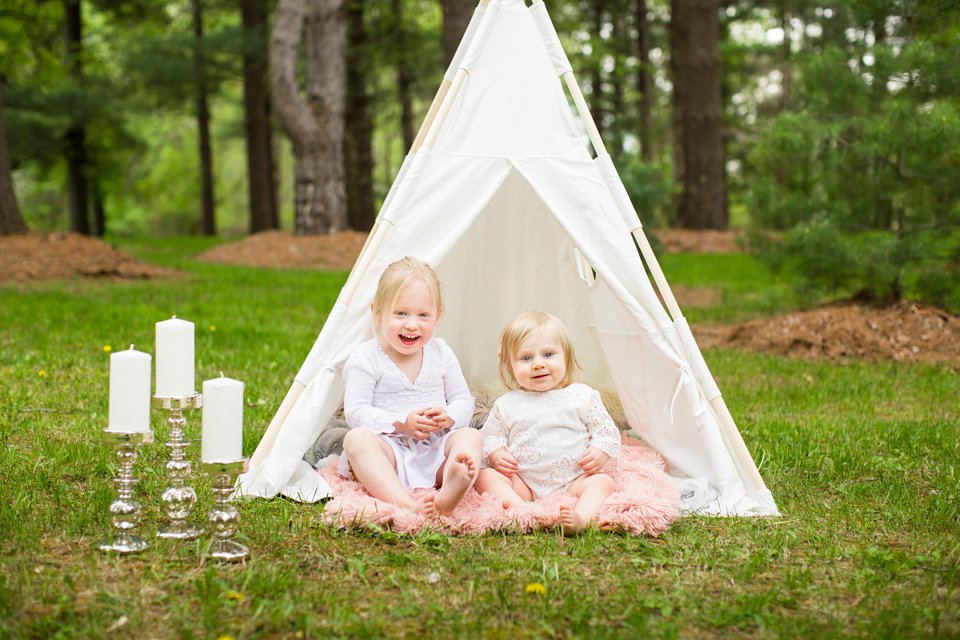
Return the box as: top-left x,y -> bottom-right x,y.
238,0 -> 779,516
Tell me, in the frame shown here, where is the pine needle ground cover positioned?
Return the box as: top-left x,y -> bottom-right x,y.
0,240 -> 957,638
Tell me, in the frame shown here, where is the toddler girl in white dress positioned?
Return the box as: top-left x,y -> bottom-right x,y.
340,257 -> 482,517
476,311 -> 621,533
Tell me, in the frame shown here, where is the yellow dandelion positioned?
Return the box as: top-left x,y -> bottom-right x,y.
38,370 -> 47,378
216,636 -> 235,640
102,345 -> 112,352
210,325 -> 217,332
224,591 -> 246,602
524,582 -> 547,595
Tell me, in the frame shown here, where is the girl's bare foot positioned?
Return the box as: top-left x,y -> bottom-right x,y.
437,453 -> 476,515
410,493 -> 437,520
559,505 -> 588,535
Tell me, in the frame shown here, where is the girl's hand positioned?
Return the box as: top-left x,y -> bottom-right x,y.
578,447 -> 610,475
488,447 -> 519,476
422,407 -> 454,430
394,410 -> 439,440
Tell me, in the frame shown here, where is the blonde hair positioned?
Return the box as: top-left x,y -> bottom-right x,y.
371,257 -> 443,331
498,311 -> 579,390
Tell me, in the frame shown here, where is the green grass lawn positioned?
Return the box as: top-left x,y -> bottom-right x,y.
0,240 -> 957,638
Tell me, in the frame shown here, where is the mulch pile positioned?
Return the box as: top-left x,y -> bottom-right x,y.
694,300 -> 960,365
196,229 -> 366,271
654,229 -> 742,253
0,232 -> 178,282
4,229 -> 957,364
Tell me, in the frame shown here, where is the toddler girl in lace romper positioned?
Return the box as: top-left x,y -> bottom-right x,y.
476,311 -> 620,533
339,257 -> 482,517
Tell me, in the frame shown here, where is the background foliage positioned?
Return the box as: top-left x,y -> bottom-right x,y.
2,0 -> 959,308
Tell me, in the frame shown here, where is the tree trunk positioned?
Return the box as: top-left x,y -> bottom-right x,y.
669,0 -> 727,229
193,0 -> 216,236
64,0 -> 89,235
0,76 -> 27,235
345,0 -> 374,230
242,0 -> 279,233
780,0 -> 792,109
91,179 -> 105,237
636,0 -> 654,161
441,0 -> 473,67
305,0 -> 347,234
271,0 -> 347,235
392,0 -> 414,152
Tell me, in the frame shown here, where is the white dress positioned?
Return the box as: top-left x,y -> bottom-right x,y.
340,337 -> 475,489
479,383 -> 621,499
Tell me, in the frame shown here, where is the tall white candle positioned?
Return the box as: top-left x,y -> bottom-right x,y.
108,346 -> 152,432
201,376 -> 244,461
155,316 -> 195,397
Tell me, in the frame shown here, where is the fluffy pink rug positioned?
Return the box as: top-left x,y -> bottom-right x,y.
319,434 -> 680,536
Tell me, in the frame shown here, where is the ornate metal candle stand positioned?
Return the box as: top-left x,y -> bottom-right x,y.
99,429 -> 154,554
201,458 -> 250,561
153,393 -> 204,540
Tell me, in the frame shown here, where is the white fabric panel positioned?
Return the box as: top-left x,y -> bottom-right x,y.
434,0 -> 585,159
595,154 -> 643,233
529,2 -> 573,76
380,151 -> 432,224
674,317 -> 722,401
458,0 -> 500,74
437,169 -> 610,387
444,5 -> 487,81
588,279 -> 760,515
376,154 -> 413,223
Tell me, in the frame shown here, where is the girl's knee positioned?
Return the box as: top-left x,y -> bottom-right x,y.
594,473 -> 617,493
476,468 -> 504,487
459,428 -> 483,447
342,427 -> 376,454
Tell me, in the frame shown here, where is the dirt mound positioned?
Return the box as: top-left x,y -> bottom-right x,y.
0,232 -> 178,282
693,300 -> 960,364
654,229 -> 742,253
197,230 -> 366,271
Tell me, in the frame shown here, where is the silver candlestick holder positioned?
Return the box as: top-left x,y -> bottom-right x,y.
99,429 -> 154,554
153,393 -> 204,539
202,458 -> 250,561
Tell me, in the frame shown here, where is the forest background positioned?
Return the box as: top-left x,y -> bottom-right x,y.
0,0 -> 958,311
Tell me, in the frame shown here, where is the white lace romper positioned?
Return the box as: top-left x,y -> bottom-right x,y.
479,383 -> 621,499
340,337 -> 475,489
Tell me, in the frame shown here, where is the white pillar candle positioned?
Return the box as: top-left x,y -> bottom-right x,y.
201,376 -> 244,461
155,316 -> 195,397
108,346 -> 152,432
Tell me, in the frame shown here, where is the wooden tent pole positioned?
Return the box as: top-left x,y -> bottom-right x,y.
562,72 -> 606,157
712,397 -> 767,491
631,228 -> 683,321
411,81 -> 451,154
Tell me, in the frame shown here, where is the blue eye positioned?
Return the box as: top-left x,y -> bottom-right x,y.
520,355 -> 532,362
544,351 -> 555,358
395,311 -> 406,317
419,313 -> 430,319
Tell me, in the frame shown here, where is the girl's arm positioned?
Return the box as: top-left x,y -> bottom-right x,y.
343,354 -> 406,434
583,388 -> 621,461
479,403 -> 511,469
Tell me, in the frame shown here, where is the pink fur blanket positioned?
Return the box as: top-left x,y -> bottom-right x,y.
319,434 -> 680,536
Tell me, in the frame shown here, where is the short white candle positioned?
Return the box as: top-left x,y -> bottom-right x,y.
155,316 -> 195,397
108,346 -> 152,432
201,375 -> 244,461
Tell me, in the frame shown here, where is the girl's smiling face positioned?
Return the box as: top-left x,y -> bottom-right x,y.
376,282 -> 440,359
510,327 -> 567,392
